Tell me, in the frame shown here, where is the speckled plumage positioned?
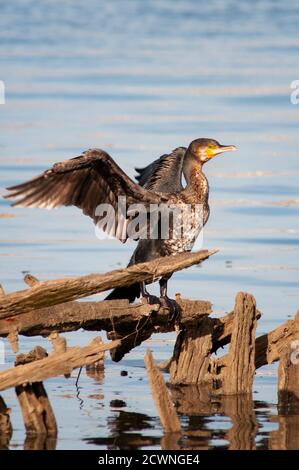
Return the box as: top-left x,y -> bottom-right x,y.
5,138 -> 236,303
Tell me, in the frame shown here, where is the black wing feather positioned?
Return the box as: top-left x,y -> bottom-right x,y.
135,146 -> 186,192
5,149 -> 167,242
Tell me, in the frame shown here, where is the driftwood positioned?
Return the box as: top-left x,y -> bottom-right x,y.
0,246 -> 298,448
209,292 -> 257,394
0,395 -> 12,449
0,296 -> 211,338
0,337 -> 120,391
269,341 -> 299,451
277,338 -> 299,406
169,292 -> 299,389
144,349 -> 181,433
255,310 -> 299,369
15,346 -> 57,438
0,249 -> 216,319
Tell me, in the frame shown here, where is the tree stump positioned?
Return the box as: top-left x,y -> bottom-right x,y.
169,292 -> 258,394
0,395 -> 12,449
144,349 -> 181,433
169,317 -> 214,385
15,346 -> 58,440
277,322 -> 299,407
209,292 -> 257,394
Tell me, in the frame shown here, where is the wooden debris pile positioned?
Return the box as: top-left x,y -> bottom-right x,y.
0,249 -> 298,448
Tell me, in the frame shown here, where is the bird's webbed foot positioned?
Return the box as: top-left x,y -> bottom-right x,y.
159,277 -> 180,323
159,295 -> 181,323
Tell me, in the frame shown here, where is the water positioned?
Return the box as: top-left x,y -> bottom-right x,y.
0,0 -> 299,450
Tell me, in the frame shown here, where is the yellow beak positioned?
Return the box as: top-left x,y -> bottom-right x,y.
212,144 -> 237,156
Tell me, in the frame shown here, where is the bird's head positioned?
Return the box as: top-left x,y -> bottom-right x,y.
188,138 -> 237,164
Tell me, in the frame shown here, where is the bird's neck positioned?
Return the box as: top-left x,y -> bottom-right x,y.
182,150 -> 209,201
183,150 -> 203,184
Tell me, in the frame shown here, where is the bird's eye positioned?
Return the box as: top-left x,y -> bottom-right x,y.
208,145 -> 213,149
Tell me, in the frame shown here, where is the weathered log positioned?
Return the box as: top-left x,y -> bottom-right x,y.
277,340 -> 299,406
144,349 -> 181,433
169,317 -> 214,384
0,395 -> 12,449
169,292 -> 258,388
210,292 -> 257,394
15,346 -> 57,437
85,336 -> 105,374
23,274 -> 40,287
255,311 -> 299,369
0,298 -> 211,338
0,338 -> 120,391
7,327 -> 19,353
48,332 -> 67,354
0,249 -> 217,319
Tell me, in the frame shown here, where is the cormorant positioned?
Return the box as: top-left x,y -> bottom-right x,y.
4,138 -> 236,303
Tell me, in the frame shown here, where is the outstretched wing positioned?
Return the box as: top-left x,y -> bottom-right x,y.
4,149 -> 167,242
135,146 -> 186,192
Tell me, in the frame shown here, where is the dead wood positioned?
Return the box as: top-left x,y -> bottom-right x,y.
0,249 -> 217,319
277,338 -> 299,406
255,311 -> 299,369
0,338 -> 120,391
169,316 -> 214,384
0,395 -> 12,449
15,346 -> 57,437
144,349 -> 181,433
209,292 -> 257,394
0,297 -> 211,338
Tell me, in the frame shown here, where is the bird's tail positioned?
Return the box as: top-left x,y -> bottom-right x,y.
105,283 -> 140,303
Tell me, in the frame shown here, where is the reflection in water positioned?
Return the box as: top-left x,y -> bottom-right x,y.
82,385 -> 299,450
85,411 -> 160,449
270,400 -> 299,450
23,435 -> 57,450
85,362 -> 105,383
222,395 -> 258,450
75,385 -> 85,411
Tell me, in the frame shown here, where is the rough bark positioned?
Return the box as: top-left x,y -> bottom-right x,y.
144,349 -> 181,433
0,338 -> 120,391
15,346 -> 57,437
209,292 -> 257,394
277,338 -> 299,406
169,317 -> 214,384
0,297 -> 211,338
0,249 -> 216,319
255,311 -> 299,369
0,395 -> 12,449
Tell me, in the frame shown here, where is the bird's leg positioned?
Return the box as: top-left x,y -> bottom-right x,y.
159,277 -> 168,298
159,277 -> 180,322
140,282 -> 158,305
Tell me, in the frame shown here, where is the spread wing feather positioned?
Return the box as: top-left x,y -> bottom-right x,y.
5,149 -> 168,242
135,146 -> 186,192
